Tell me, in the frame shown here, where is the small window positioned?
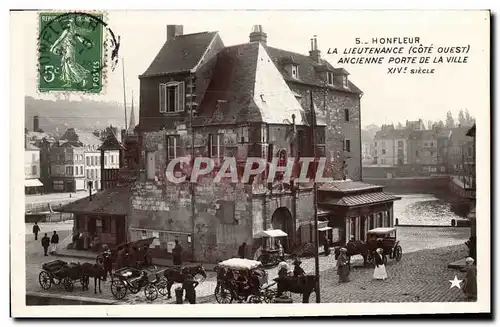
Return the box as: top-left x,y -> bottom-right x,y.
374,142 -> 377,147
291,65 -> 298,79
342,75 -> 348,87
167,135 -> 180,161
344,109 -> 350,122
31,165 -> 37,175
382,149 -> 386,155
327,72 -> 334,85
209,134 -> 221,158
416,151 -> 419,157
159,82 -> 185,113
86,157 -> 90,166
345,140 -> 351,152
32,153 -> 36,161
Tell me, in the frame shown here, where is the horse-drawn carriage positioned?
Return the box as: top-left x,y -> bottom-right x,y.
39,260 -> 88,292
110,266 -> 168,301
255,229 -> 288,267
334,227 -> 403,266
214,258 -> 275,304
96,237 -> 156,268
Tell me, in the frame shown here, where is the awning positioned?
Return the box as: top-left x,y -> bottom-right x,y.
25,179 -> 43,187
256,229 -> 288,238
318,227 -> 333,232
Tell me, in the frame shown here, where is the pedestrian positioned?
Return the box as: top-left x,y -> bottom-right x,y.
238,242 -> 246,259
323,235 -> 330,256
101,244 -> 113,279
41,233 -> 50,256
462,257 -> 477,301
373,248 -> 388,281
276,240 -> 284,261
33,222 -> 40,241
182,267 -> 199,304
50,231 -> 59,254
337,247 -> 350,283
172,239 -> 183,266
276,261 -> 289,297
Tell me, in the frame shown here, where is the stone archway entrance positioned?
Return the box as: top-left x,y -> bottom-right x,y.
271,207 -> 294,253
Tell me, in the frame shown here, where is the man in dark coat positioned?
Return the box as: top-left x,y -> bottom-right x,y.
50,231 -> 59,254
181,267 -> 199,304
41,233 -> 50,256
33,222 -> 40,241
172,240 -> 182,266
323,235 -> 330,256
238,242 -> 246,259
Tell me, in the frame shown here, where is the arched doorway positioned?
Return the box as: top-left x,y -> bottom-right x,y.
271,207 -> 294,253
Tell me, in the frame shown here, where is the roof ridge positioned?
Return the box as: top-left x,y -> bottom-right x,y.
176,30 -> 217,38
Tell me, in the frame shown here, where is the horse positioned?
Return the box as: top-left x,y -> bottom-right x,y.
273,275 -> 317,303
334,241 -> 371,267
81,262 -> 107,294
163,264 -> 207,299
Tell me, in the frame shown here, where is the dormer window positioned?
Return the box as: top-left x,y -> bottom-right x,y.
327,72 -> 334,86
291,64 -> 299,79
342,75 -> 348,87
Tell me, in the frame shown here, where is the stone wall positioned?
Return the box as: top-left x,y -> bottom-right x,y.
290,84 -> 362,181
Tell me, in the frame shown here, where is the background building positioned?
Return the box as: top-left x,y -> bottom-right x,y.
24,134 -> 43,194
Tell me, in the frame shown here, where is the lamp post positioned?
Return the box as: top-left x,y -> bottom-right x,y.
309,90 -> 321,303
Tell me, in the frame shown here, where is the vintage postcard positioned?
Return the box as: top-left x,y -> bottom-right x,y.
10,9 -> 490,317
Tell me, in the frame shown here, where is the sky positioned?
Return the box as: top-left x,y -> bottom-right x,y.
23,10 -> 489,127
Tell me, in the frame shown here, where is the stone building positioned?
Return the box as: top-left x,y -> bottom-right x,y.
24,134 -> 43,194
58,25 -> 399,262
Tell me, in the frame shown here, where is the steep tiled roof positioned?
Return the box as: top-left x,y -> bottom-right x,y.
194,42 -> 306,126
140,32 -> 219,78
322,192 -> 401,207
319,180 -> 382,193
55,186 -> 131,215
59,128 -> 102,147
265,46 -> 362,95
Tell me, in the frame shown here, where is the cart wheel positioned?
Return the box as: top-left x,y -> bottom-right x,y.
263,289 -> 276,303
366,252 -> 375,266
39,271 -> 52,290
129,282 -> 140,294
111,280 -> 127,299
215,287 -> 233,304
62,277 -> 74,292
144,284 -> 158,301
395,246 -> 403,262
157,281 -> 168,297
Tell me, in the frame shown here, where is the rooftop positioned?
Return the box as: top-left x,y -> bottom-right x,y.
140,31 -> 220,77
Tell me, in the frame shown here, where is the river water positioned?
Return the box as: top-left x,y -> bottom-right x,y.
393,194 -> 463,226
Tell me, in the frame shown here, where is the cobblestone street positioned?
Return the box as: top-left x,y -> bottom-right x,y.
26,226 -> 471,304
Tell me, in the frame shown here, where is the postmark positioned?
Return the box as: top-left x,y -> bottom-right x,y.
37,12 -> 120,93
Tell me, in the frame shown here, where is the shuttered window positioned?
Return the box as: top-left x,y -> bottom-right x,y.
159,82 -> 185,113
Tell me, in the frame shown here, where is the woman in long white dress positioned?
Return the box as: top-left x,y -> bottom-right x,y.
373,248 -> 388,280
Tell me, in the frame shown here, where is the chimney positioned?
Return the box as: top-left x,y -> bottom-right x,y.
167,25 -> 183,41
309,35 -> 321,62
33,115 -> 39,132
249,25 -> 267,45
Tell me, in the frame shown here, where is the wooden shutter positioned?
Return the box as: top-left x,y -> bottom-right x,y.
177,82 -> 185,112
208,134 -> 213,157
159,84 -> 166,113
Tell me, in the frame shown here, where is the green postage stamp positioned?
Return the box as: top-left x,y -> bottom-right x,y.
38,12 -> 105,93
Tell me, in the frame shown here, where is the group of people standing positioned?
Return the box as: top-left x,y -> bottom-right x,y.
336,247 -> 388,283
34,222 -> 59,256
